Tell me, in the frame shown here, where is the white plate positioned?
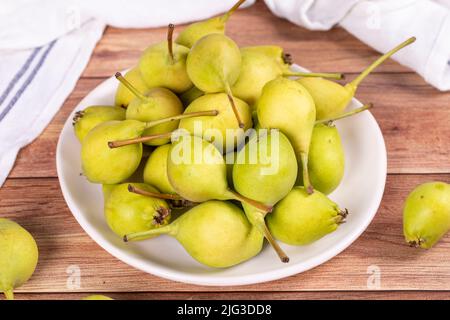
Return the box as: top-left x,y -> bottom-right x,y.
56,65 -> 387,286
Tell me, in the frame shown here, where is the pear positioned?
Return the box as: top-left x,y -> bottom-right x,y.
186,33 -> 244,128
115,72 -> 184,146
139,24 -> 192,93
298,37 -> 415,120
73,105 -> 126,142
82,295 -> 113,300
114,67 -> 149,108
257,77 -> 316,193
176,0 -> 246,48
403,182 -> 450,249
0,218 -> 39,300
179,93 -> 252,153
124,200 -> 263,268
233,130 -> 297,262
267,187 -> 348,245
81,120 -> 146,184
143,144 -> 177,195
167,134 -> 271,213
232,46 -> 343,107
104,183 -> 171,238
179,86 -> 204,107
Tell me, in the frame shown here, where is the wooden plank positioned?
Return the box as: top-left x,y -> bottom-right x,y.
1,174 -> 450,293
8,73 -> 450,179
83,1 -> 410,78
11,291 -> 450,300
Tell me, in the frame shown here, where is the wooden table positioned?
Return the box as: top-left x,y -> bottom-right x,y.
2,1 -> 450,300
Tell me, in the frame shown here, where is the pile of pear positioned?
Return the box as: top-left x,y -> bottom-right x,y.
71,0 -> 425,268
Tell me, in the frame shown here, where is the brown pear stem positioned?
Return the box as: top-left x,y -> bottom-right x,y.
222,0 -> 246,22
144,110 -> 219,128
300,152 -> 314,195
128,184 -> 183,201
228,189 -> 273,213
283,71 -> 344,80
108,132 -> 172,149
115,72 -> 148,102
260,219 -> 289,263
224,82 -> 245,128
315,103 -> 373,125
167,24 -> 175,64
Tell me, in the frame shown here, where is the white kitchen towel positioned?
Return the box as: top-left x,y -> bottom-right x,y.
0,0 -> 449,187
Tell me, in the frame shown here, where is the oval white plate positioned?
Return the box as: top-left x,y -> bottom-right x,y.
57,65 -> 387,286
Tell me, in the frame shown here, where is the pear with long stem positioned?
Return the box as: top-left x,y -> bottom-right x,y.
186,33 -> 244,128
176,0 -> 247,48
115,67 -> 149,108
298,37 -> 416,120
139,24 -> 192,93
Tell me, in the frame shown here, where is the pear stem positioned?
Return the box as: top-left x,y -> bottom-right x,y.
115,72 -> 148,102
123,225 -> 172,242
300,152 -> 314,195
222,0 -> 246,22
283,71 -> 344,80
108,132 -> 172,149
4,289 -> 14,300
128,184 -> 183,201
315,103 -> 373,125
259,218 -> 289,263
350,37 -> 416,89
167,24 -> 175,64
144,110 -> 219,128
228,189 -> 273,213
224,82 -> 245,128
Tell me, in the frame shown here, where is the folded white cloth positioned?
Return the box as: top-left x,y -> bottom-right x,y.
0,0 -> 449,187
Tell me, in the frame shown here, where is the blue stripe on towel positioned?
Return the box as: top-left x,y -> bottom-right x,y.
0,46 -> 42,106
0,39 -> 57,123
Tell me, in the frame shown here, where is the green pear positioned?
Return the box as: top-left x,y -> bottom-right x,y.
179,86 -> 204,107
267,187 -> 347,245
73,105 -> 126,142
124,200 -> 263,268
143,144 -> 177,195
403,182 -> 450,249
257,77 -> 316,193
167,134 -> 271,212
186,33 -> 244,128
114,67 -> 149,108
298,37 -> 415,120
104,183 -> 170,238
82,295 -> 113,300
81,120 -> 145,184
233,130 -> 298,262
139,24 -> 192,93
232,46 -> 342,107
0,218 -> 39,300
178,93 -> 252,153
175,0 -> 246,48
307,123 -> 345,195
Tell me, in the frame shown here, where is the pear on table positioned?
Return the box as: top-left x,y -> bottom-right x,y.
124,201 -> 263,268
0,219 -> 39,300
73,105 -> 126,142
179,93 -> 252,153
114,67 -> 149,108
267,187 -> 348,245
103,183 -> 171,238
139,24 -> 192,93
176,0 -> 246,48
233,130 -> 298,262
257,77 -> 316,194
186,33 -> 244,128
298,37 -> 416,120
403,182 -> 450,249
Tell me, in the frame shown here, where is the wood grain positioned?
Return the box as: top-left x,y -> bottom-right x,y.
1,174 -> 449,293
